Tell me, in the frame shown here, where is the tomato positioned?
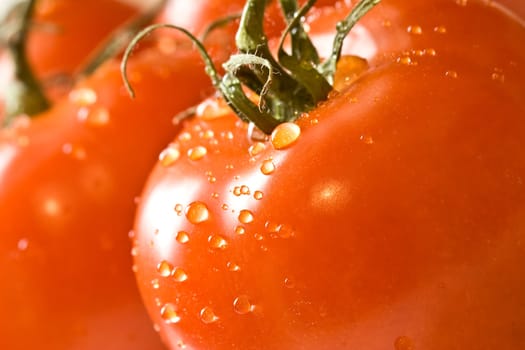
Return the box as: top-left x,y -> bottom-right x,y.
0,0 -> 139,124
0,41 -> 214,348
27,0 -> 138,86
131,0 -> 525,349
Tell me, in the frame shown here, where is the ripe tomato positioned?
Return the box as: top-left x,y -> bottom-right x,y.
132,0 -> 525,349
27,0 -> 139,86
0,42 -> 212,349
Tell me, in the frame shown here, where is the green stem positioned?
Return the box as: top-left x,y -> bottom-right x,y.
200,13 -> 242,42
3,0 -> 50,125
122,0 -> 380,134
319,0 -> 380,83
277,0 -> 332,106
121,23 -> 280,133
79,0 -> 166,77
235,0 -> 314,120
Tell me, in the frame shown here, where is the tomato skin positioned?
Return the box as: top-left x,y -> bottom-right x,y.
27,0 -> 138,83
0,44 -> 212,349
132,1 -> 525,349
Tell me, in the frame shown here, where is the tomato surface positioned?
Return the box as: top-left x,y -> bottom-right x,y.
132,0 -> 525,349
27,0 -> 138,86
0,42 -> 213,349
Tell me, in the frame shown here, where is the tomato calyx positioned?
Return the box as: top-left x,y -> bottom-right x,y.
122,0 -> 379,134
1,0 -> 49,125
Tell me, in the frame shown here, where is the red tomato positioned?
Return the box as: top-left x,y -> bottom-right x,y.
27,0 -> 138,85
0,42 -> 212,349
132,1 -> 525,349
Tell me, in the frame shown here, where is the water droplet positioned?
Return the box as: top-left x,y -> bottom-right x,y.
394,336 -> 414,350
445,70 -> 458,78
227,261 -> 241,271
157,260 -> 173,277
240,185 -> 250,195
160,303 -> 181,324
208,234 -> 228,250
254,233 -> 264,241
172,267 -> 188,282
211,192 -> 220,199
254,191 -> 264,200
69,88 -> 97,106
233,186 -> 242,196
336,22 -> 348,32
491,68 -> 505,83
284,277 -> 295,288
200,307 -> 219,324
151,279 -> 160,289
159,145 -> 180,167
425,48 -> 437,56
187,146 -> 207,161
407,25 -> 422,35
397,56 -> 413,66
433,25 -> 447,34
176,231 -> 190,244
235,226 -> 246,235
77,106 -> 110,126
221,203 -> 229,211
265,221 -> 280,233
260,159 -> 275,175
176,339 -> 186,348
333,55 -> 369,91
174,203 -> 184,215
248,142 -> 266,156
186,202 -> 210,224
156,35 -> 177,55
360,135 -> 374,144
456,0 -> 468,6
277,224 -> 295,239
43,197 -> 61,216
233,295 -> 254,314
201,130 -> 214,139
62,143 -> 86,160
17,238 -> 29,251
270,122 -> 301,150
196,97 -> 232,120
382,19 -> 392,27
131,246 -> 138,256
238,209 -> 254,224
223,131 -> 234,140
175,134 -> 190,145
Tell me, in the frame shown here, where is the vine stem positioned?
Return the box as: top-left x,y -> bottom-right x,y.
121,0 -> 381,134
2,0 -> 49,125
